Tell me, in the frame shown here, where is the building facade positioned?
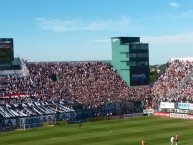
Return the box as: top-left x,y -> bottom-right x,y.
111,37 -> 149,86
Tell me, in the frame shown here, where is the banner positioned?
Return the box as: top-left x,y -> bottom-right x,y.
175,109 -> 189,114
0,38 -> 14,62
154,112 -> 193,120
0,118 -> 18,127
160,102 -> 174,109
20,117 -> 43,129
189,103 -> 193,110
0,126 -> 16,132
170,113 -> 189,119
154,112 -> 170,117
143,109 -> 154,115
189,115 -> 193,120
178,103 -> 189,110
130,68 -> 149,86
0,93 -> 30,98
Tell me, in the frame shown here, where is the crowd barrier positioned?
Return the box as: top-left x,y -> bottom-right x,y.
87,117 -> 108,122
66,119 -> 87,124
0,126 -> 18,132
154,112 -> 193,120
124,113 -> 143,118
87,113 -> 143,123
0,112 -> 144,133
65,113 -> 143,124
108,115 -> 124,120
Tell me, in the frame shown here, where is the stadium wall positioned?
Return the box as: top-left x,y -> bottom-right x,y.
0,58 -> 29,76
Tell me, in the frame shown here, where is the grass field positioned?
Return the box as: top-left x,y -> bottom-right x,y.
0,116 -> 192,145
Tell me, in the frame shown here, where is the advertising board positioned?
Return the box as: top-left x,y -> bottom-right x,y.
153,112 -> 170,117
0,38 -> 14,62
143,109 -> 154,115
189,103 -> 193,110
178,103 -> 189,110
130,68 -> 149,86
170,113 -> 189,119
160,102 -> 174,109
20,117 -> 43,129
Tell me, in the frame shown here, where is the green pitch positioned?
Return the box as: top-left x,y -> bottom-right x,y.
0,116 -> 192,145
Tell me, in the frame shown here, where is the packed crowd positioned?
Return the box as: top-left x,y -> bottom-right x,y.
150,58 -> 193,109
1,58 -> 193,111
0,61 -> 151,109
152,59 -> 192,98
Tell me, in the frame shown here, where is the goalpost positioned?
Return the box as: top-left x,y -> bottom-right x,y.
47,115 -> 56,126
19,116 -> 56,129
19,118 -> 26,130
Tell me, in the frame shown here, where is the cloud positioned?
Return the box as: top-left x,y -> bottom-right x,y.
142,31 -> 193,44
169,2 -> 180,8
36,18 -> 83,32
35,17 -> 136,32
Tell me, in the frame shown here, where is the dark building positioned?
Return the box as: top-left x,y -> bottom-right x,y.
111,37 -> 149,86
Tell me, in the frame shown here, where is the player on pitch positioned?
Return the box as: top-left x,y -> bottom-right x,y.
175,134 -> 179,145
141,139 -> 146,145
170,136 -> 175,145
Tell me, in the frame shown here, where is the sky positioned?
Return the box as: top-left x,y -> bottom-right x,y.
1,0 -> 193,65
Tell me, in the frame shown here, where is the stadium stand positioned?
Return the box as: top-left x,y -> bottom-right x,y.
2,57 -> 193,131
149,58 -> 193,112
0,61 -> 150,120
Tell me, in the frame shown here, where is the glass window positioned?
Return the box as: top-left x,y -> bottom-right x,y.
137,61 -> 148,66
141,44 -> 148,49
137,53 -> 148,58
129,53 -> 136,58
130,44 -> 148,50
126,61 -> 129,66
130,44 -> 137,49
130,61 -> 137,66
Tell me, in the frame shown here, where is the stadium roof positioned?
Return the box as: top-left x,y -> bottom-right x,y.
111,37 -> 140,43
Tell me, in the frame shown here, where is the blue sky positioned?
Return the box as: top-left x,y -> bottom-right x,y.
1,0 -> 193,64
